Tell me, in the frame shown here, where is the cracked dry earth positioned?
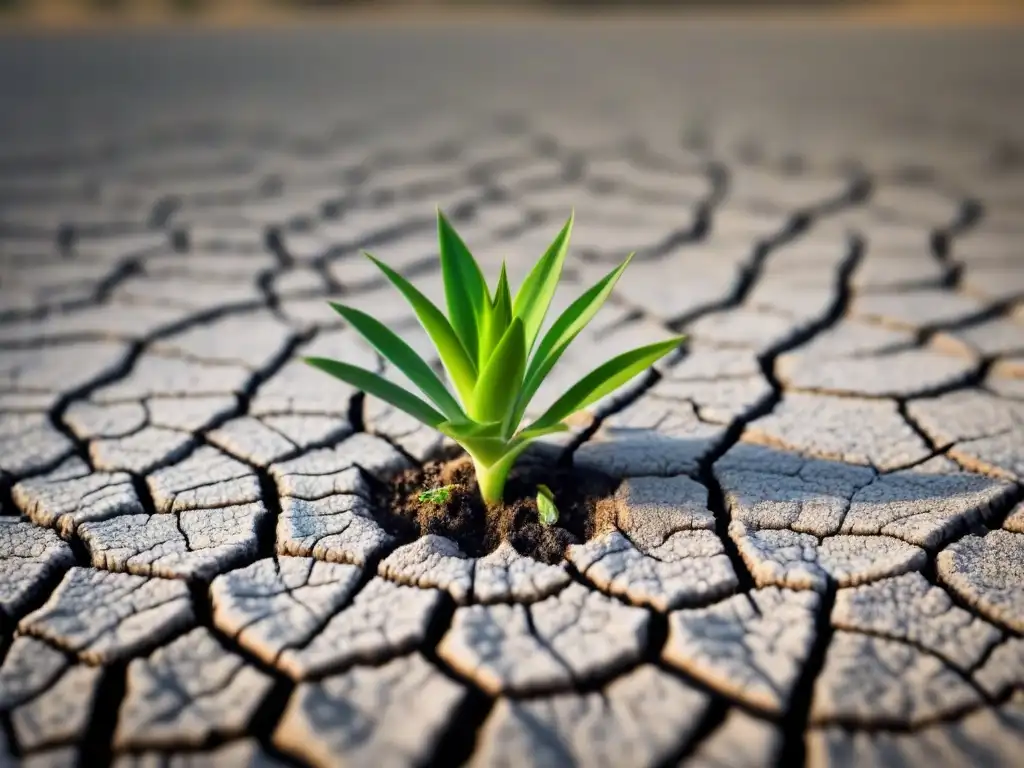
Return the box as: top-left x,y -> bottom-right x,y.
2,23 -> 1024,768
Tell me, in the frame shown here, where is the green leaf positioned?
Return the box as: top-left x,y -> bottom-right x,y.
512,212 -> 573,354
440,417 -> 567,466
471,316 -> 526,424
304,357 -> 446,428
515,422 -> 569,441
459,425 -> 556,499
439,420 -> 522,467
526,336 -> 683,430
456,435 -> 515,467
438,419 -> 504,441
438,210 -> 488,360
536,484 -> 559,526
327,302 -> 467,423
364,252 -> 477,407
418,486 -> 454,504
493,261 -> 512,322
510,254 -> 634,428
479,261 -> 512,366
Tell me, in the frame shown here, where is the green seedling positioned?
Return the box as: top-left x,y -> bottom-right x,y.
306,209 -> 683,506
536,484 -> 559,526
417,485 -> 454,505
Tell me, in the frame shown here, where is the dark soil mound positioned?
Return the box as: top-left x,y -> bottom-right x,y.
372,455 -> 617,565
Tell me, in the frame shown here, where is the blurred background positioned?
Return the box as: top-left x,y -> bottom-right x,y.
1,0 -> 1022,27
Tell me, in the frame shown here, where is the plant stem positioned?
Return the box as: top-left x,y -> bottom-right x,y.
473,458 -> 509,506
468,439 -> 535,507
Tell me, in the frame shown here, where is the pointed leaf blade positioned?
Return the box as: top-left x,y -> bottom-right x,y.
328,302 -> 467,423
471,316 -> 526,424
495,261 -> 512,317
304,357 -> 446,428
476,291 -> 495,368
526,336 -> 684,430
515,422 -> 569,441
479,261 -> 512,366
364,252 -> 478,406
438,210 -> 488,358
512,212 -> 573,353
511,254 -> 634,426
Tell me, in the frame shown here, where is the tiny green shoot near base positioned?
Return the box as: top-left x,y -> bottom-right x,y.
417,486 -> 454,505
306,209 -> 684,507
536,484 -> 559,526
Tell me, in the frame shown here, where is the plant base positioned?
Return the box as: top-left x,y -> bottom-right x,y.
373,455 -> 617,565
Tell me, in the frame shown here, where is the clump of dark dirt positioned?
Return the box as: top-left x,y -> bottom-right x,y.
372,455 -> 618,565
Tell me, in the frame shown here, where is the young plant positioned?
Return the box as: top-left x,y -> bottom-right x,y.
306,210 -> 683,506
536,484 -> 559,527
417,486 -> 454,505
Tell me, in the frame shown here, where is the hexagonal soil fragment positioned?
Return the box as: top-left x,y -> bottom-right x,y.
808,692 -> 1024,768
436,582 -> 648,695
115,627 -> 275,750
938,530 -> 1024,633
810,630 -> 982,727
568,529 -> 738,611
472,665 -> 711,768
0,520 -> 75,622
274,654 -> 467,768
19,567 -> 194,664
663,587 -> 820,713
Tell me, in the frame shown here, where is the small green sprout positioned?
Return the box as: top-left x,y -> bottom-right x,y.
536,484 -> 559,526
306,209 -> 683,506
417,485 -> 454,504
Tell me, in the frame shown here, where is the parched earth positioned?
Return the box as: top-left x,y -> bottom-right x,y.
1,20 -> 1023,768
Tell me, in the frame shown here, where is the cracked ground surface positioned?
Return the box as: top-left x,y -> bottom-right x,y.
0,19 -> 1023,768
